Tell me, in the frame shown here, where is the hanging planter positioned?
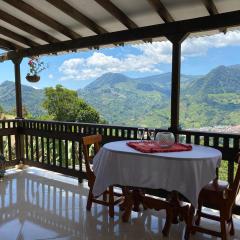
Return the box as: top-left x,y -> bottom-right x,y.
26,74 -> 40,82
26,56 -> 47,83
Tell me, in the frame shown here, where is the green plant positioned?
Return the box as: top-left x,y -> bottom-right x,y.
27,56 -> 46,76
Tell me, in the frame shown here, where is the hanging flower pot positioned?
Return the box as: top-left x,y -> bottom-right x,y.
26,74 -> 40,82
26,56 -> 47,83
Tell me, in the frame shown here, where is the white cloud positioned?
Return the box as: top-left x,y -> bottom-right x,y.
59,30 -> 240,81
48,73 -> 53,79
182,31 -> 240,57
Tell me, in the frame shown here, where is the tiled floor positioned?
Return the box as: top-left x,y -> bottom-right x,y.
0,167 -> 239,240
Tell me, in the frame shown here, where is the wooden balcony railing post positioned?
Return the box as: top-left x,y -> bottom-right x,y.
15,119 -> 24,164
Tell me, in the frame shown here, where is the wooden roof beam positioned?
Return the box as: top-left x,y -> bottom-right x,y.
0,26 -> 39,47
3,0 -> 81,40
0,38 -> 22,51
202,0 -> 218,15
2,9 -> 240,60
0,9 -> 59,43
95,0 -> 151,42
95,0 -> 138,29
202,0 -> 227,33
147,0 -> 174,22
46,0 -> 107,35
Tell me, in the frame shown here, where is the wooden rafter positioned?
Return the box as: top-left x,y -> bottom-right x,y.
147,0 -> 174,22
202,0 -> 227,33
94,0 -> 151,42
0,9 -> 58,43
0,26 -> 39,47
202,0 -> 218,15
95,0 -> 138,29
1,9 -> 240,61
46,0 -> 107,35
0,38 -> 22,50
3,0 -> 80,40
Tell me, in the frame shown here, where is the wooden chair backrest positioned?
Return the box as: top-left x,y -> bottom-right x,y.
82,134 -> 102,175
228,152 -> 240,205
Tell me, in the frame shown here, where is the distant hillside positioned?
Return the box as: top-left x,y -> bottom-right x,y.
0,64 -> 239,129
78,72 -> 200,127
0,81 -> 45,116
187,65 -> 240,95
79,66 -> 240,128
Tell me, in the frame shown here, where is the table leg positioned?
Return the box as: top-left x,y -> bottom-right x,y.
184,205 -> 195,240
132,189 -> 146,212
168,190 -> 182,224
164,191 -> 195,237
121,190 -> 133,222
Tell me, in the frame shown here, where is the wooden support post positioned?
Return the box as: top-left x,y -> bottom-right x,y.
167,33 -> 188,132
11,56 -> 24,165
12,56 -> 23,118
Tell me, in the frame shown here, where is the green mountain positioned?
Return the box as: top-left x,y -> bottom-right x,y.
78,72 -> 200,128
187,65 -> 240,95
79,66 -> 240,128
0,64 -> 239,129
0,81 -> 46,116
180,65 -> 240,128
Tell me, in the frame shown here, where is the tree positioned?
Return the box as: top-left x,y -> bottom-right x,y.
43,85 -> 101,123
11,105 -> 31,118
0,105 -> 4,118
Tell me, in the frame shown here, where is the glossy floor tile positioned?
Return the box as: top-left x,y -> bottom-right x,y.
0,167 -> 239,240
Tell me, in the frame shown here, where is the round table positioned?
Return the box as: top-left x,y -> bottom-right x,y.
93,140 -> 222,206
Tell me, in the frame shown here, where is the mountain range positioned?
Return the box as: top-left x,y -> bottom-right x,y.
0,80 -> 45,116
0,64 -> 239,128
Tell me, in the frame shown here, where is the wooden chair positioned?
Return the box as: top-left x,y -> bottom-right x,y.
191,152 -> 240,240
82,134 -> 123,217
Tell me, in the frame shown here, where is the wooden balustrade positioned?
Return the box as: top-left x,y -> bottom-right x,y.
0,119 -> 19,167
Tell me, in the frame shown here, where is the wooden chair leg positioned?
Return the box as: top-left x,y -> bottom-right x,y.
120,187 -> 129,211
162,207 -> 173,236
103,192 -> 107,201
108,186 -> 114,218
195,202 -> 202,226
220,216 -> 228,240
87,190 -> 93,211
184,205 -> 195,240
122,190 -> 133,222
229,217 -> 235,236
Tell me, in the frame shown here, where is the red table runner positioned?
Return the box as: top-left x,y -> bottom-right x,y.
127,141 -> 192,153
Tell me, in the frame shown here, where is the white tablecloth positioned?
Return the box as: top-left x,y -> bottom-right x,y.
92,140 -> 222,206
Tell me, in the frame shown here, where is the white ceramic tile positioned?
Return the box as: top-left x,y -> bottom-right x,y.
0,167 -> 239,240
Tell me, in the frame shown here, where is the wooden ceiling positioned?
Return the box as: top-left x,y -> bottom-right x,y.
0,0 -> 240,60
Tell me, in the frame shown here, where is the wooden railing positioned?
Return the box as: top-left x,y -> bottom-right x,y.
0,119 -> 19,167
0,119 -> 240,211
19,119 -> 151,180
177,129 -> 240,185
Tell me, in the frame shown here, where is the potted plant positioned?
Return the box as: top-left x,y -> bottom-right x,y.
26,56 -> 46,82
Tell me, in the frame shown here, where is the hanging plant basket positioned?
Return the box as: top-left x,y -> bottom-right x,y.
26,75 -> 40,83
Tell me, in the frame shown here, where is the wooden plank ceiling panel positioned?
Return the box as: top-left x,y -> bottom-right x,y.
47,0 -> 108,35
0,0 -> 238,53
3,0 -> 81,40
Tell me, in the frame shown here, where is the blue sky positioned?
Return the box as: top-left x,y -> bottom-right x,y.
1,30 -> 240,90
